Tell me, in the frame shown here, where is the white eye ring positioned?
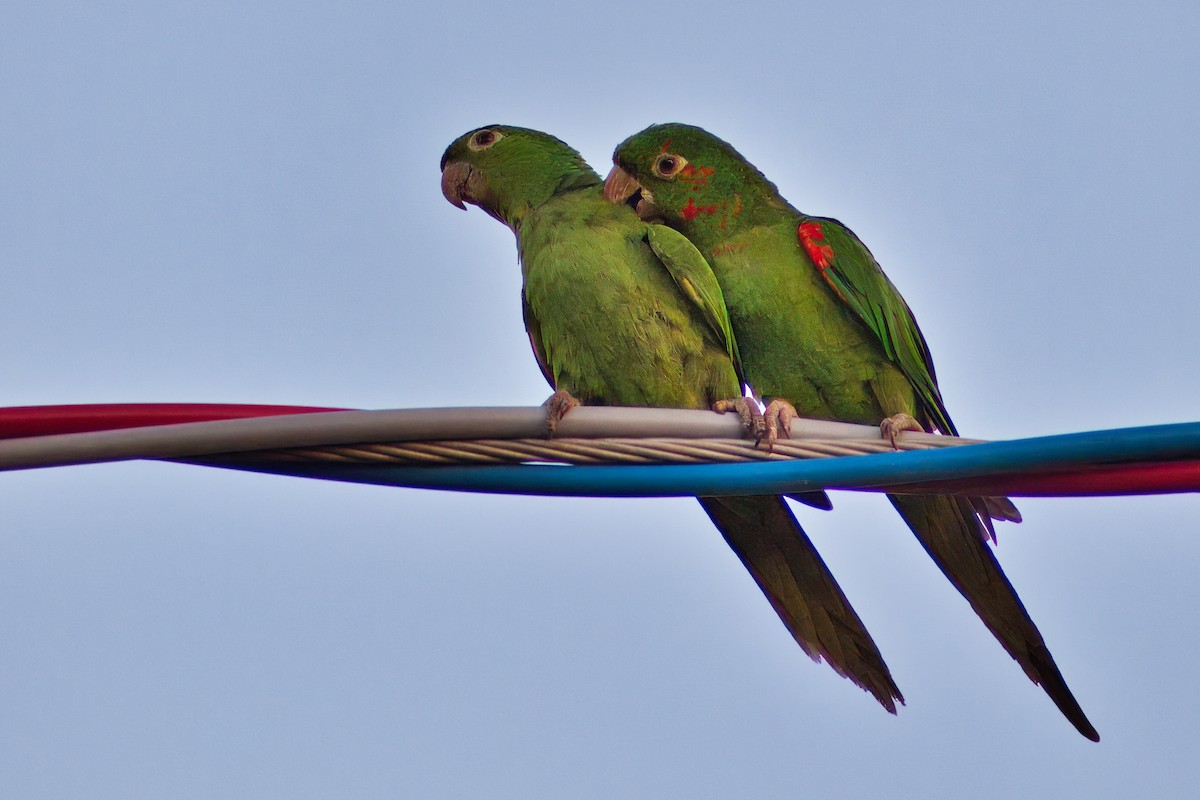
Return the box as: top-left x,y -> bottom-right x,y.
468,129 -> 504,151
653,153 -> 687,178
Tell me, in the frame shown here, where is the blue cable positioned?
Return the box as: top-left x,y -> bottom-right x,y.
207,421 -> 1200,498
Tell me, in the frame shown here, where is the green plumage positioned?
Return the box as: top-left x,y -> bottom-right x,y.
608,123 -> 1097,741
442,125 -> 904,712
519,189 -> 737,408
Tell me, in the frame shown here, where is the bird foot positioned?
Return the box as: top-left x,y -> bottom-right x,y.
880,412 -> 923,449
762,399 -> 798,450
714,397 -> 795,450
543,389 -> 580,436
713,396 -> 765,442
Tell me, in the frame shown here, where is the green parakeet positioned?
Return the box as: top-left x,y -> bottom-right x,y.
606,123 -> 1098,741
441,125 -> 904,711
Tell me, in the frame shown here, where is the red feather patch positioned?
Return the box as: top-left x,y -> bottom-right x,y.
798,221 -> 847,303
797,221 -> 835,269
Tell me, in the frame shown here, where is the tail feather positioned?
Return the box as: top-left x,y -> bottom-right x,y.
889,493 -> 1099,741
698,495 -> 904,713
983,496 -> 1023,524
787,490 -> 834,511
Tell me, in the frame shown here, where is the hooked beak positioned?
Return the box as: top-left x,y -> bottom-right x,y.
603,164 -> 640,204
603,165 -> 662,222
440,160 -> 474,209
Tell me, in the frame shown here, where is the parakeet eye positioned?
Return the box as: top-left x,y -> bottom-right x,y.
469,129 -> 503,151
653,153 -> 687,178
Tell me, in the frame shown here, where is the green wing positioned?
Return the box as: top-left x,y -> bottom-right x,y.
521,291 -> 557,390
798,216 -> 957,436
645,223 -> 745,382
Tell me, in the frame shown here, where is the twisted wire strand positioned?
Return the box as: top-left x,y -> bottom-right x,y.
230,432 -> 970,468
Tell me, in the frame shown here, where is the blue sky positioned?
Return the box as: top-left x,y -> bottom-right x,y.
3,2 -> 1199,797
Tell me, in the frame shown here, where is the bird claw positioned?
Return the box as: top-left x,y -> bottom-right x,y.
880,412 -> 924,448
713,396 -> 765,442
714,397 -> 795,450
543,389 -> 580,436
762,399 -> 798,450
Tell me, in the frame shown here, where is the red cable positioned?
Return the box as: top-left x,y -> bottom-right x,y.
0,403 -> 345,440
891,460 -> 1200,497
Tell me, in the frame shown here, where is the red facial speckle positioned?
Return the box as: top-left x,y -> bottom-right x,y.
798,221 -> 835,269
679,163 -> 715,190
680,197 -> 718,222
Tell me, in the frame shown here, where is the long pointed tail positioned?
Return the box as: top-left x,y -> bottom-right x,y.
889,493 -> 1099,741
698,495 -> 904,713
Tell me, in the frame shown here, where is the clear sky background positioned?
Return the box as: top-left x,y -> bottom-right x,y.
3,2 -> 1198,797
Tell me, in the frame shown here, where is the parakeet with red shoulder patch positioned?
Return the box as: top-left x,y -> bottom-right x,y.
606,122 -> 1097,741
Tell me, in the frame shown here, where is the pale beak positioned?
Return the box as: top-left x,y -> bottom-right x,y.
604,165 -> 662,222
440,161 -> 474,209
603,164 -> 641,204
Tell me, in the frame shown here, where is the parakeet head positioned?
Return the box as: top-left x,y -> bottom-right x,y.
440,125 -> 600,228
605,123 -> 787,234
